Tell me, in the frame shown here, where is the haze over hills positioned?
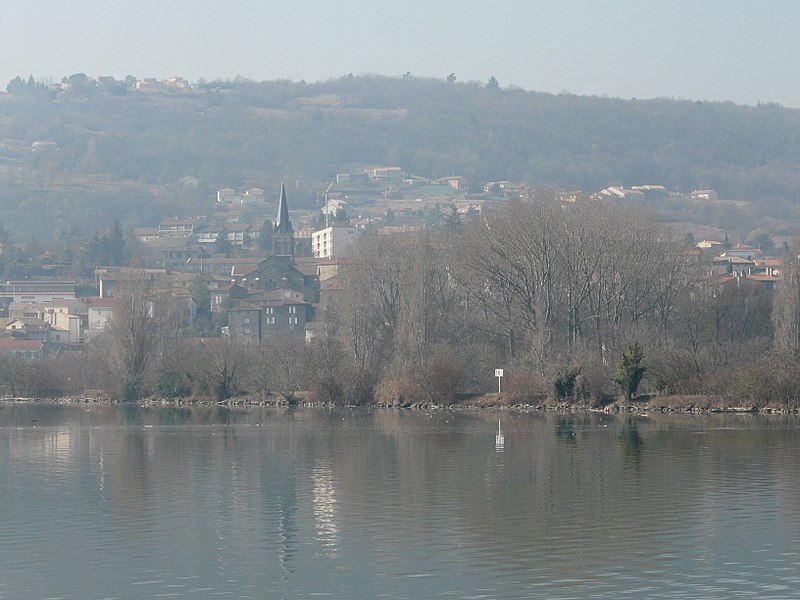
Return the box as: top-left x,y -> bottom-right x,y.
1,73 -> 800,239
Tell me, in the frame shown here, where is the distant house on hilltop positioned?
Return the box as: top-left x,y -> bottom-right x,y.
596,186 -> 645,200
216,188 -> 266,204
436,176 -> 468,191
690,189 -> 719,201
366,166 -> 404,181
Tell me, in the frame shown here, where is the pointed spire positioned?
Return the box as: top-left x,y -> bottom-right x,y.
274,183 -> 293,234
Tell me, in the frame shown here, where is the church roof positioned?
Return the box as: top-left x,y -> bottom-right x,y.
274,183 -> 293,234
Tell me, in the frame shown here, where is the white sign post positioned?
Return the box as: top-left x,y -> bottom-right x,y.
495,368 -> 504,394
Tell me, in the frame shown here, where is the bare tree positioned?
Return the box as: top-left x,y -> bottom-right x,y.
254,336 -> 310,403
188,339 -> 253,401
773,263 -> 800,358
105,276 -> 159,399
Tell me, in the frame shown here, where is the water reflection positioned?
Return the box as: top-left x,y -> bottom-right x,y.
555,417 -> 576,444
1,405 -> 800,599
312,461 -> 339,556
617,418 -> 644,468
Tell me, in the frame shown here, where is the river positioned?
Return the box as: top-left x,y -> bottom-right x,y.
1,403 -> 799,599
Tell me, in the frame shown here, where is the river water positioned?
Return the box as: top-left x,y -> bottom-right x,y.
1,404 -> 800,599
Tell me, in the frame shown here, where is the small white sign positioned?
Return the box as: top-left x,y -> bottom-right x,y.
495,368 -> 504,378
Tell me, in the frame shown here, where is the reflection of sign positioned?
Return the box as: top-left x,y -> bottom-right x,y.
495,369 -> 504,378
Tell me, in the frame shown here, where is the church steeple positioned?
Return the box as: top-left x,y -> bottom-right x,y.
273,183 -> 294,258
275,182 -> 293,234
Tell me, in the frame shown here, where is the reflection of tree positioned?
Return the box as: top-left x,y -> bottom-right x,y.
555,418 -> 576,444
617,420 -> 644,468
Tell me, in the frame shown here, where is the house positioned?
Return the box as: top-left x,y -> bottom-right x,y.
712,256 -> 755,276
215,188 -> 266,204
87,299 -> 115,336
158,216 -> 206,238
227,298 -> 313,342
96,267 -> 167,299
484,181 -> 511,193
226,303 -> 263,344
720,245 -> 762,260
319,275 -> 346,315
162,76 -> 189,89
366,166 -> 404,181
9,319 -> 50,342
242,188 -> 265,203
133,227 -> 160,243
42,299 -> 88,344
753,259 -> 783,277
48,315 -> 82,345
436,176 -> 468,191
554,191 -> 587,204
210,284 -> 248,313
1,281 -> 76,308
5,318 -> 27,332
144,238 -> 204,270
216,188 -> 238,203
185,256 -> 264,275
321,198 -> 350,217
596,186 -> 645,200
0,339 -> 45,359
196,223 -> 252,247
8,302 -> 46,321
690,189 -> 719,201
696,240 -> 723,249
630,184 -> 668,200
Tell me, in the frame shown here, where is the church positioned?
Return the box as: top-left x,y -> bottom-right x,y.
226,184 -> 319,342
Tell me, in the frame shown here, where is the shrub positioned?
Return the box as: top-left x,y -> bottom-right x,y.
504,371 -> 549,405
155,372 -> 190,398
416,356 -> 465,405
374,377 -> 416,407
118,377 -> 143,401
553,369 -> 579,400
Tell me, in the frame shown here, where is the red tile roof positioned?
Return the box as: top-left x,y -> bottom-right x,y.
0,339 -> 43,350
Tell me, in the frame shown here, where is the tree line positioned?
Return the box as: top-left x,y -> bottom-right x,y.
4,196 -> 795,407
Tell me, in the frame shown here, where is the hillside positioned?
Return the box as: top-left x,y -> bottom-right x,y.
2,74 -> 800,239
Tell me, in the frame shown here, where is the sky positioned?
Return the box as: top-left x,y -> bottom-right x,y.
2,0 -> 800,107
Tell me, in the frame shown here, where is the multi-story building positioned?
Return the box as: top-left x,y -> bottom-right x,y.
311,226 -> 359,259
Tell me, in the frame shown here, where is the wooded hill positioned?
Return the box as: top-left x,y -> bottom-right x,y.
2,74 -> 800,239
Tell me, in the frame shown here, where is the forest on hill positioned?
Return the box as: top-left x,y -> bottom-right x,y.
2,73 -> 800,239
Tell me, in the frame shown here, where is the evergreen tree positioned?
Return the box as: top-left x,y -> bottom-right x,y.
614,342 -> 646,401
106,220 -> 125,266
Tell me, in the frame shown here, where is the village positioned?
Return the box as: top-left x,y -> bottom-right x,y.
0,163 -> 783,363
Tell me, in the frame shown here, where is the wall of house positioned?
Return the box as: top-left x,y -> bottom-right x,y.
228,309 -> 262,344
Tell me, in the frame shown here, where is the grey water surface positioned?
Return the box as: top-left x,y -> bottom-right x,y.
1,404 -> 800,599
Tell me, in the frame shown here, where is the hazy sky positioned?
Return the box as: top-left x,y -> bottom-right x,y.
3,0 -> 799,107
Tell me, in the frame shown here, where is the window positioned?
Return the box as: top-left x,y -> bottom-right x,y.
243,328 -> 251,335
289,306 -> 296,314
243,317 -> 250,325
265,307 -> 273,314
289,317 -> 298,325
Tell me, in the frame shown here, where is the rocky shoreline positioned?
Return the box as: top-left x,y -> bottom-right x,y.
1,392 -> 798,414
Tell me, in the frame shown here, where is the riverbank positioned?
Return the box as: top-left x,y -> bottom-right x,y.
1,391 -> 798,414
